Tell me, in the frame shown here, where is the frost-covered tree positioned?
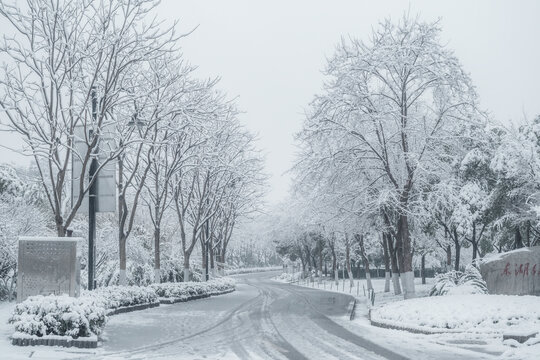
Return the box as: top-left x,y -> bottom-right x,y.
295,15 -> 482,298
0,0 -> 177,236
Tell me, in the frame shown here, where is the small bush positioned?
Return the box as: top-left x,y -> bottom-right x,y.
430,265 -> 488,296
9,294 -> 107,338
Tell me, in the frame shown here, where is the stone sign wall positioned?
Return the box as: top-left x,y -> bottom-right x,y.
17,237 -> 81,302
479,246 -> 540,296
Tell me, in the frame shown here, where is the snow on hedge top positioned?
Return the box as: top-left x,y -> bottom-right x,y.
9,294 -> 107,338
83,285 -> 158,310
371,294 -> 540,334
150,278 -> 235,299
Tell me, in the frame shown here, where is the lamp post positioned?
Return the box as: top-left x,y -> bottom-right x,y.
88,88 -> 98,291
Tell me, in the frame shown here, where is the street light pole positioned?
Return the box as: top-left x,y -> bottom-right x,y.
88,87 -> 98,291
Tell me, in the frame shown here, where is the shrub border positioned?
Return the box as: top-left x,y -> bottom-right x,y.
11,284 -> 235,348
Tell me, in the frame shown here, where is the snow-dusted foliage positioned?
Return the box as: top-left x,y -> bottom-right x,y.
150,278 -> 235,299
429,265 -> 488,296
84,286 -> 158,310
9,295 -> 107,338
0,165 -> 48,300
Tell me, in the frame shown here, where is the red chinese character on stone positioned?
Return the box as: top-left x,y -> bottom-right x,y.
524,263 -> 529,276
533,264 -> 537,276
503,262 -> 511,276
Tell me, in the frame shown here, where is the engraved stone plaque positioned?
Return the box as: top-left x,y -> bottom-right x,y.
17,237 -> 82,302
480,246 -> 540,296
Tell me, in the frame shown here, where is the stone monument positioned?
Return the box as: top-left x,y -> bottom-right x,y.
479,246 -> 540,296
17,237 -> 81,302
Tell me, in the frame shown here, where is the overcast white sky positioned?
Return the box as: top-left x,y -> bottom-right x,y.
157,0 -> 540,205
1,0 -> 540,206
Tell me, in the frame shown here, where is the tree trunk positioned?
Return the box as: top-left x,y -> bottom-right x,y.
446,245 -> 451,270
471,223 -> 478,261
399,214 -> 415,299
454,228 -> 461,271
119,234 -> 127,285
210,240 -> 215,278
183,253 -> 190,282
387,234 -> 401,295
382,233 -> 391,293
154,226 -> 160,283
421,254 -> 426,285
356,234 -> 373,291
515,227 -> 524,249
318,248 -> 323,283
345,238 -> 354,287
331,246 -> 338,284
56,215 -> 65,237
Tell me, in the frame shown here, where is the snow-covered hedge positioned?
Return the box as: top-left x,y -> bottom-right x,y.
150,278 -> 235,300
225,266 -> 282,275
429,265 -> 488,296
10,279 -> 233,340
9,294 -> 107,338
85,285 -> 158,310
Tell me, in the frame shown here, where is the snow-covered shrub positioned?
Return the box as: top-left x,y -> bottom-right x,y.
150,278 -> 235,299
9,294 -> 107,338
275,272 -> 302,282
159,259 -> 185,283
430,265 -> 488,296
84,285 -> 158,310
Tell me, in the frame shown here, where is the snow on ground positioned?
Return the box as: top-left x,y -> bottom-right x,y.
371,294 -> 540,334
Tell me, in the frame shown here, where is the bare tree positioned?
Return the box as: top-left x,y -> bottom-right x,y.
0,0 -> 177,236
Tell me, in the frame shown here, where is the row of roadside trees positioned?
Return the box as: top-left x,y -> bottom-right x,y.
275,15 -> 540,299
0,0 -> 265,288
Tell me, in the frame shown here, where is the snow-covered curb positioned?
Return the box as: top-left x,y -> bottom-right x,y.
106,301 -> 160,315
369,294 -> 540,336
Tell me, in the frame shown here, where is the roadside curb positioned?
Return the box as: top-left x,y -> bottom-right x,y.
108,301 -> 160,316
369,317 -> 461,335
348,299 -> 357,320
11,335 -> 98,348
159,288 -> 236,304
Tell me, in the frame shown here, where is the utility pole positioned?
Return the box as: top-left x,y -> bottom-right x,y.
88,87 -> 98,291
205,216 -> 209,281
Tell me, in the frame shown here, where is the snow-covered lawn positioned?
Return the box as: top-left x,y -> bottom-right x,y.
371,294 -> 540,335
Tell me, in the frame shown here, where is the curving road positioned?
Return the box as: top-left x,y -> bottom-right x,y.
90,272 -> 407,360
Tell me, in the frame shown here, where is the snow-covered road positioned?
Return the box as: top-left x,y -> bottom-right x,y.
3,272 -> 504,360
93,272 -> 401,360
